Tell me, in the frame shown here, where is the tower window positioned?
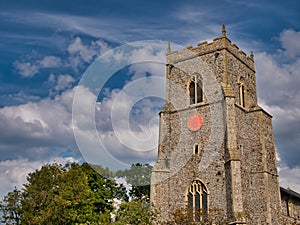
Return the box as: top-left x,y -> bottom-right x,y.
238,77 -> 246,108
189,79 -> 195,104
239,144 -> 244,155
187,180 -> 208,222
194,144 -> 199,155
189,75 -> 203,105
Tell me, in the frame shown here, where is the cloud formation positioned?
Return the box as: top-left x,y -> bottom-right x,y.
0,87 -> 77,160
0,43 -> 168,197
279,29 -> 300,60
0,157 -> 78,199
255,29 -> 300,192
256,29 -> 300,168
67,37 -> 111,70
13,37 -> 111,77
14,55 -> 62,77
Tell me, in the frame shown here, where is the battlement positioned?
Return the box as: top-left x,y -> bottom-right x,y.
167,25 -> 255,71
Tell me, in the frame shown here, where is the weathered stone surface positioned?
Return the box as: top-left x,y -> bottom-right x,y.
151,26 -> 298,225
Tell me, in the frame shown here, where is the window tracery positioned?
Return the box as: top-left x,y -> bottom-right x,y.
188,75 -> 203,105
187,180 -> 208,222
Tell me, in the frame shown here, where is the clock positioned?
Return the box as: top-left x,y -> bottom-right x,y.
187,114 -> 203,131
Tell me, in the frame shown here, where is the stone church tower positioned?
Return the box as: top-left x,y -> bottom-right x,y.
151,25 -> 282,224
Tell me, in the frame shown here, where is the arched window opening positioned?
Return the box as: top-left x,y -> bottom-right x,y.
239,77 -> 246,108
189,75 -> 203,105
187,180 -> 208,222
240,84 -> 245,107
189,79 -> 196,104
197,80 -> 203,103
194,144 -> 199,155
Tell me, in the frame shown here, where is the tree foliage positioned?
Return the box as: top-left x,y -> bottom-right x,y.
0,162 -> 157,225
89,164 -> 114,179
21,162 -> 116,224
115,198 -> 156,225
0,187 -> 22,225
115,163 -> 152,200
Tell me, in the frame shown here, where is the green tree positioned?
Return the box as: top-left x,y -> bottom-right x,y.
0,187 -> 22,225
1,162 -> 155,225
20,163 -> 117,224
115,198 -> 156,225
21,163 -> 65,224
115,163 -> 152,200
89,164 -> 114,179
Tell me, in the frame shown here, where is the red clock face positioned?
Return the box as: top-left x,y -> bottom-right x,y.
188,114 -> 203,131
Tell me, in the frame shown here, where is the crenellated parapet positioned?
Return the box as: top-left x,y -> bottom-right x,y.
167,25 -> 255,72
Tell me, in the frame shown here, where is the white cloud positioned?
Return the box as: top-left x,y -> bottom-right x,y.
71,43 -> 169,168
67,37 -> 111,70
39,56 -> 62,68
127,46 -> 165,81
279,29 -> 300,60
278,164 -> 300,194
0,159 -> 42,199
68,37 -> 95,62
14,37 -> 111,77
0,157 -> 78,199
14,55 -> 62,78
47,74 -> 76,95
87,44 -> 168,162
97,87 -> 161,151
255,29 -> 300,189
55,74 -> 75,91
0,86 -> 91,160
72,84 -> 161,169
13,61 -> 39,77
0,71 -> 161,175
0,91 -> 42,106
0,85 -> 98,197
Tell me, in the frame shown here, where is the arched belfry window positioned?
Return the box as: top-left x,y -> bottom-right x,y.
238,77 -> 246,108
189,75 -> 203,105
187,180 -> 208,222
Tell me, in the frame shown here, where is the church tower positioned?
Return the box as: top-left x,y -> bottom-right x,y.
151,25 -> 282,224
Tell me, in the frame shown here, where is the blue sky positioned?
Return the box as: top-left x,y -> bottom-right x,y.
0,0 -> 300,199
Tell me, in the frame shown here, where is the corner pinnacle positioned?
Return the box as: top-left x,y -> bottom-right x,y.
167,41 -> 171,54
250,51 -> 254,60
222,24 -> 226,37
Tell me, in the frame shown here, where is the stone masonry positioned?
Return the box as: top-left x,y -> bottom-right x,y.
150,25 -> 286,224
